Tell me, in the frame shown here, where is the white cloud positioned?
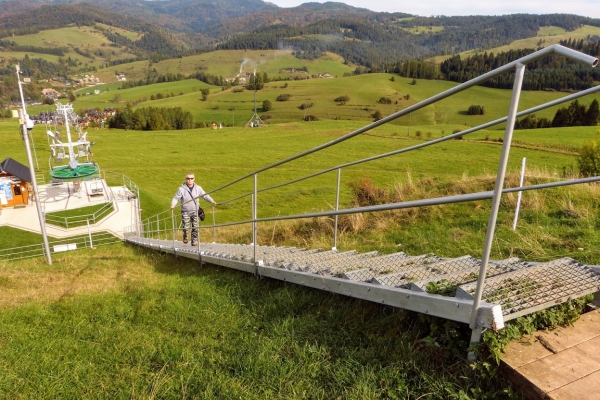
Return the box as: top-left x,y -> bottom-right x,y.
266,1 -> 600,19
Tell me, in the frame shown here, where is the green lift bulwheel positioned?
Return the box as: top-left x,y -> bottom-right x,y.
50,163 -> 99,180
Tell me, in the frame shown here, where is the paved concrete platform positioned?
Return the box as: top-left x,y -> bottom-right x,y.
502,308 -> 600,400
0,179 -> 138,239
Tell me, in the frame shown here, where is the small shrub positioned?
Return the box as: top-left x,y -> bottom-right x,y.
577,140 -> 600,177
372,110 -> 383,121
276,94 -> 291,101
467,105 -> 486,115
299,102 -> 314,110
415,130 -> 422,138
232,87 -> 244,93
262,100 -> 272,112
303,114 -> 318,121
334,95 -> 350,103
378,97 -> 392,104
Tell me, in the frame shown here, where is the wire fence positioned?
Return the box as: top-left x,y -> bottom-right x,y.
0,231 -> 121,263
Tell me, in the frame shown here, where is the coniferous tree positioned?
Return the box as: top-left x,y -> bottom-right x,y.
584,99 -> 600,126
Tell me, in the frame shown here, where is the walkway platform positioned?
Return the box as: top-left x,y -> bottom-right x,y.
0,179 -> 137,239
502,307 -> 600,400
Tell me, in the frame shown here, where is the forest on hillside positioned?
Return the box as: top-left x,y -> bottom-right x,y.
0,1 -> 599,106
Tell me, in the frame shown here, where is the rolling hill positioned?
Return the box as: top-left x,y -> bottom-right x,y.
0,0 -> 599,115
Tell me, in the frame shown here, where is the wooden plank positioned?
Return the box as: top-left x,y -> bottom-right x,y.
533,310 -> 600,353
547,369 -> 600,400
517,343 -> 600,392
502,338 -> 553,368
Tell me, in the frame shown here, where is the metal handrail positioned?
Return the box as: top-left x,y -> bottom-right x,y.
127,45 -> 598,359
45,201 -> 114,228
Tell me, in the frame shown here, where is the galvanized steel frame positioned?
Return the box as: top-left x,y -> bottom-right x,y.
125,45 -> 599,358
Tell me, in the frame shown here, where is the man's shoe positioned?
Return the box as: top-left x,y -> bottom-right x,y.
183,239 -> 188,244
191,241 -> 197,246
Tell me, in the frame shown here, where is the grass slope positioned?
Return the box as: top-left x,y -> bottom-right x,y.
0,245 -> 518,399
28,73 -> 600,128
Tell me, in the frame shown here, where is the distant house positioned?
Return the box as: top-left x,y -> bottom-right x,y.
41,88 -> 61,100
116,72 -> 127,81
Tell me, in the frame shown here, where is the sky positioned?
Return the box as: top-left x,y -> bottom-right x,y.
265,1 -> 600,19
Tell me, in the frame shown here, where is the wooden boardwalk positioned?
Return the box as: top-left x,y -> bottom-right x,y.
502,307 -> 600,400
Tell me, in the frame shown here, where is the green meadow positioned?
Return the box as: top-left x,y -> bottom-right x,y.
2,59 -> 600,397
92,49 -> 354,85
31,72 -> 600,128
2,101 -> 600,397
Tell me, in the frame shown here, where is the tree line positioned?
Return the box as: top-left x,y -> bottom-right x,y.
514,99 -> 600,129
439,38 -> 600,90
107,105 -> 194,131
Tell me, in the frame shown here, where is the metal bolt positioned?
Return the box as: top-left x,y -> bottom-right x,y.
424,308 -> 429,313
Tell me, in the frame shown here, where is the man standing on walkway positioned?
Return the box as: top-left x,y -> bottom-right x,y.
170,173 -> 216,246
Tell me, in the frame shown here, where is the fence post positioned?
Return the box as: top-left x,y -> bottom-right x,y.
87,219 -> 93,248
171,209 -> 176,247
212,204 -> 216,243
333,168 -> 341,251
513,157 -> 527,230
253,174 -> 258,274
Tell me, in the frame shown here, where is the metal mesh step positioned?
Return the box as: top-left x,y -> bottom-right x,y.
457,257 -> 600,317
373,255 -> 481,288
342,253 -> 435,282
411,257 -> 525,296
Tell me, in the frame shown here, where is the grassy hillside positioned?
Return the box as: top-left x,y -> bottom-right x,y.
7,25 -> 140,69
2,78 -> 600,398
92,49 -> 354,84
43,72 -> 600,127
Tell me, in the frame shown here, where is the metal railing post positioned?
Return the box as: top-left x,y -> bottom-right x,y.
513,157 -> 527,230
253,174 -> 257,268
212,204 -> 216,243
333,168 -> 341,251
468,63 -> 527,361
171,209 -> 176,246
87,219 -> 93,248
